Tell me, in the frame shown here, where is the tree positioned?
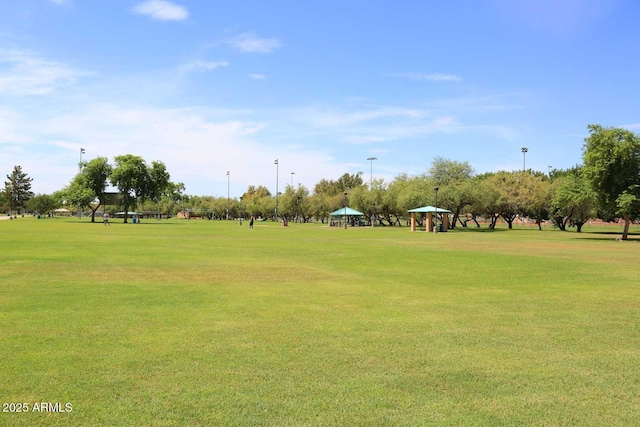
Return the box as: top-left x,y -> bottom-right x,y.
308,192 -> 332,223
428,157 -> 474,186
4,166 -> 34,216
110,155 -> 170,223
25,193 -> 58,216
583,125 -> 640,240
279,185 -> 310,222
428,158 -> 475,228
241,185 -> 273,219
57,176 -> 95,218
336,172 -> 365,193
519,174 -> 552,230
550,168 -> 596,232
145,161 -> 171,206
82,157 -> 112,222
470,175 -> 502,229
161,181 -> 186,216
59,157 -> 112,222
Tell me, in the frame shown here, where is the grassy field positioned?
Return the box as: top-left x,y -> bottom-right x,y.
1,217 -> 639,426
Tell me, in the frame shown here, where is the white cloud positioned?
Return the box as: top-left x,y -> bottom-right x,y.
343,116 -> 461,144
622,123 -> 640,130
49,0 -> 69,4
0,108 -> 28,144
2,103 -> 345,195
132,0 -> 188,21
394,72 -> 463,83
182,61 -> 229,73
227,33 -> 282,53
0,49 -> 86,96
250,74 -> 267,80
295,105 -> 431,128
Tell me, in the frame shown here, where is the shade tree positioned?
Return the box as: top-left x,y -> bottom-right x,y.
110,155 -> 170,223
25,193 -> 58,216
583,124 -> 640,240
550,168 -> 596,232
4,166 -> 34,216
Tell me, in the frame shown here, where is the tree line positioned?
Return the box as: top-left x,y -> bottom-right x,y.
3,125 -> 640,238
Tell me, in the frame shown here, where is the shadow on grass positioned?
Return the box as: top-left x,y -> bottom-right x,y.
574,236 -> 640,242
62,220 -> 185,226
450,227 -> 509,233
582,230 -> 640,236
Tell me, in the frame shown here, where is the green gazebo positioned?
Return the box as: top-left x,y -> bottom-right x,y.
329,207 -> 364,227
407,206 -> 452,232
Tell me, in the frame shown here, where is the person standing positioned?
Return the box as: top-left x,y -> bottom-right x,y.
103,212 -> 110,226
249,216 -> 254,230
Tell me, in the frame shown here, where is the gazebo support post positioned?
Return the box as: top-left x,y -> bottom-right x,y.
410,212 -> 416,231
427,213 -> 434,232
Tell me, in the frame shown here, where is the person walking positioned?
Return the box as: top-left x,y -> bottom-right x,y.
103,212 -> 110,226
249,216 -> 254,230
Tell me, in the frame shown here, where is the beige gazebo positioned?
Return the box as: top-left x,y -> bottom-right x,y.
407,206 -> 451,232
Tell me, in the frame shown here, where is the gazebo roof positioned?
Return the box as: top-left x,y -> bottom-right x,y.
407,206 -> 452,213
329,207 -> 364,216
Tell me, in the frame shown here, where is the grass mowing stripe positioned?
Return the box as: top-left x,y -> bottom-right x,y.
1,218 -> 639,426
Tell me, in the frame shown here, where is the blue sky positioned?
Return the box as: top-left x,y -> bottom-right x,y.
1,0 -> 639,197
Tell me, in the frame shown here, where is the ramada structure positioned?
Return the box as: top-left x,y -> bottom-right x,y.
408,206 -> 452,232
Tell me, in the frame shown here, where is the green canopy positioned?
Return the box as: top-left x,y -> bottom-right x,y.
407,206 -> 451,213
329,207 -> 364,216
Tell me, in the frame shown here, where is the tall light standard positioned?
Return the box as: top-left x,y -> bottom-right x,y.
343,192 -> 348,229
372,202 -> 376,227
548,165 -> 552,177
521,147 -> 528,172
78,147 -> 85,219
274,159 -> 279,221
434,186 -> 439,232
226,171 -> 230,220
367,157 -> 377,188
291,172 -> 295,188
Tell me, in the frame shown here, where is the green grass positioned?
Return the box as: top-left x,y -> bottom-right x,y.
1,217 -> 639,426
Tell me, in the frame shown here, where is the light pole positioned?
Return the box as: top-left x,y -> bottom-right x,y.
344,192 -> 348,229
548,165 -> 552,177
274,159 -> 279,221
434,186 -> 439,232
521,147 -> 528,172
372,202 -> 376,227
78,147 -> 85,219
367,157 -> 377,188
226,171 -> 230,220
291,172 -> 295,188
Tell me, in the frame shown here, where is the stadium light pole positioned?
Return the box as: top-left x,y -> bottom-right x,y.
367,157 -> 377,188
434,186 -> 439,232
274,159 -> 279,221
226,171 -> 230,220
344,192 -> 348,229
521,147 -> 528,172
291,172 -> 295,188
78,147 -> 85,220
